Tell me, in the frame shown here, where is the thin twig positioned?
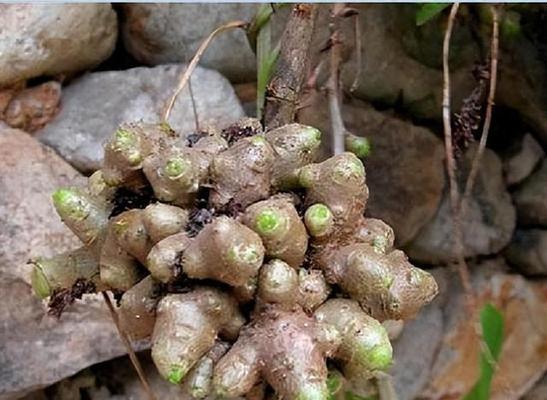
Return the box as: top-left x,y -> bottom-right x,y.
102,292 -> 157,400
305,59 -> 325,90
162,20 -> 247,121
188,77 -> 200,132
350,12 -> 362,93
461,6 -> 499,212
329,3 -> 347,155
442,3 -> 473,297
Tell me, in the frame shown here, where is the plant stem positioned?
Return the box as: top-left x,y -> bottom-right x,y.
461,5 -> 499,212
442,3 -> 473,298
263,4 -> 318,130
188,77 -> 200,132
328,3 -> 347,155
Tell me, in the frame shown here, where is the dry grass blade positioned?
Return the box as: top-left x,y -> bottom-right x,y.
162,20 -> 247,121
442,3 -> 473,298
461,6 -> 500,212
102,292 -> 157,400
188,77 -> 200,132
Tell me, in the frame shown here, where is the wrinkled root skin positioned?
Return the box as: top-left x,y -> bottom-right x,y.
119,276 -> 161,340
36,119 -> 438,399
323,245 -> 438,321
213,306 -> 337,400
315,299 -> 393,382
151,287 -> 245,383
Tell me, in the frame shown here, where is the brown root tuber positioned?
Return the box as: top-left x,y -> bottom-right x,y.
30,247 -> 102,299
146,232 -> 191,283
209,135 -> 275,210
265,123 -> 322,189
118,275 -> 162,340
38,117 -> 438,399
151,287 -> 245,384
182,341 -> 231,398
102,122 -> 176,187
183,216 -> 265,286
320,244 -> 438,321
213,306 -> 339,400
242,195 -> 308,268
299,153 -> 369,229
315,299 -> 392,384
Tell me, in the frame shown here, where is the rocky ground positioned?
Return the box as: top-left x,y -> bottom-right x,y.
0,4 -> 545,400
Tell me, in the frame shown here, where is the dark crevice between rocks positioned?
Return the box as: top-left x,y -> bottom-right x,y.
94,6 -> 141,73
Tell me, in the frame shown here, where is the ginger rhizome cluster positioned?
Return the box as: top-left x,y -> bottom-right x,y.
30,119 -> 438,399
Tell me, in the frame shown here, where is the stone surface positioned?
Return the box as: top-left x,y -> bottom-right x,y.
505,229 -> 547,276
390,269 -> 448,400
121,4 -> 260,83
1,81 -> 61,133
0,128 -> 130,400
298,91 -> 445,245
344,5 -> 547,146
21,352 -> 237,400
503,133 -> 544,186
421,259 -> 547,400
342,4 -> 478,120
0,4 -> 117,86
522,374 -> 547,400
407,146 -> 516,264
37,64 -> 245,173
513,161 -> 547,226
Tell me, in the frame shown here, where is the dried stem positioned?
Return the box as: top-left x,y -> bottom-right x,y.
162,20 -> 247,121
263,4 -> 318,130
442,3 -> 473,297
102,292 -> 157,400
188,77 -> 200,132
461,6 -> 499,212
328,3 -> 347,156
350,12 -> 362,93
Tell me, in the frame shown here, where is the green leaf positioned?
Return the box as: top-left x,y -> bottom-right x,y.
246,4 -> 289,53
326,373 -> 342,400
463,303 -> 504,400
416,3 -> 450,26
501,11 -> 521,40
256,23 -> 280,119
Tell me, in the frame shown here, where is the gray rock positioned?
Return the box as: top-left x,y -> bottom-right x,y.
522,374 -> 547,400
513,161 -> 547,226
505,229 -> 547,276
298,91 -> 445,245
422,259 -> 547,400
344,4 -> 478,120
121,4 -> 260,83
0,4 -> 117,86
503,133 -> 544,186
407,146 -> 516,264
0,128 -> 129,399
344,5 -> 547,146
37,64 -> 245,173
